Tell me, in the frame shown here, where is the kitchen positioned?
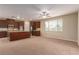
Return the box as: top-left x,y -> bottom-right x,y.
0,18 -> 40,41
0,18 -> 30,41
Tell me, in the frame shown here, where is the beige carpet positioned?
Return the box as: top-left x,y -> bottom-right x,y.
0,37 -> 79,55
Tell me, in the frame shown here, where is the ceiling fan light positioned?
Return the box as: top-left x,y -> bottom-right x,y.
42,16 -> 47,18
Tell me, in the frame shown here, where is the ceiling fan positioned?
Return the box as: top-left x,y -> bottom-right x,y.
39,10 -> 51,19
40,11 -> 49,18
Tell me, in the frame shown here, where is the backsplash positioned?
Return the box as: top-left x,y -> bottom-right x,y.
0,28 -> 7,31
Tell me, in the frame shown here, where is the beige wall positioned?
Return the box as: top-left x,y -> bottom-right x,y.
78,12 -> 79,45
41,13 -> 78,42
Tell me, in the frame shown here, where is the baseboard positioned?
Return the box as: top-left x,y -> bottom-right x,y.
41,36 -> 77,43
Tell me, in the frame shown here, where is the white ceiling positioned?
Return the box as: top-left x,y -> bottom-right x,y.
0,4 -> 79,20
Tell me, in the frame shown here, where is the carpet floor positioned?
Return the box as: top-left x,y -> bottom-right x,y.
0,37 -> 79,55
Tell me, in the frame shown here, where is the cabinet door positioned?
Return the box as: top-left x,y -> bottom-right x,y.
14,22 -> 19,28
32,31 -> 40,36
0,20 -> 7,28
0,31 -> 7,38
36,22 -> 40,28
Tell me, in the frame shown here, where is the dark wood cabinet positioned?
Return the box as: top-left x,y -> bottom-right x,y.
14,22 -> 19,28
36,22 -> 40,28
0,18 -> 24,38
6,19 -> 15,25
6,18 -> 24,30
0,20 -> 7,28
31,21 -> 40,36
0,18 -> 24,29
9,32 -> 31,41
31,21 -> 40,30
0,31 -> 7,38
32,31 -> 40,36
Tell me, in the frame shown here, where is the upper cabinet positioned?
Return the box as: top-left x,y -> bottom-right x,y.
36,22 -> 40,28
0,20 -> 7,28
30,21 -> 41,36
0,18 -> 24,31
31,21 -> 40,29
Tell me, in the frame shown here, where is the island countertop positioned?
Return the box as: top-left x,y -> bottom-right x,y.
8,31 -> 30,32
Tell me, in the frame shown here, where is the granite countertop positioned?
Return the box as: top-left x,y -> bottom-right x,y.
0,30 -> 30,32
7,31 -> 30,32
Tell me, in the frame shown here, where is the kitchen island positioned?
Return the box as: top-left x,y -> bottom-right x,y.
8,31 -> 31,41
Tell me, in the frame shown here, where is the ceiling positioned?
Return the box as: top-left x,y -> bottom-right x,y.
0,4 -> 79,21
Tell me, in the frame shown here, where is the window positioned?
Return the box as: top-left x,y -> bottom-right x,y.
45,18 -> 63,31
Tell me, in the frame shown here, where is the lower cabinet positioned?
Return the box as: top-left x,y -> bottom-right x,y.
32,31 -> 40,36
0,31 -> 7,38
9,32 -> 31,41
